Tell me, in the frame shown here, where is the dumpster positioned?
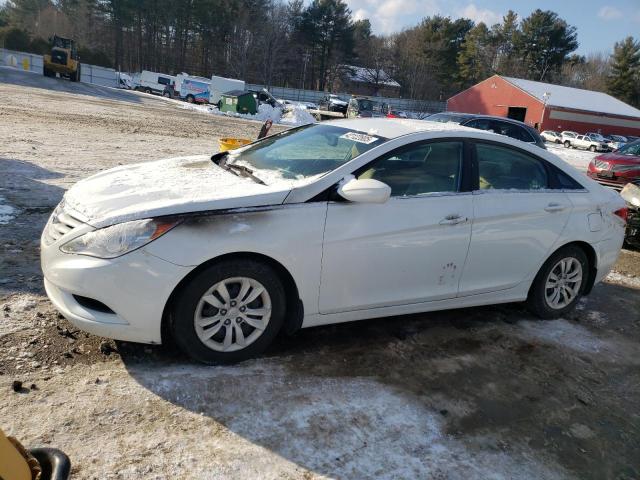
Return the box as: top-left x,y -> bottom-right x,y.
219,90 -> 257,115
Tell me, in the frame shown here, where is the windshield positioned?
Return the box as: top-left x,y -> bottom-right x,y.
226,124 -> 388,184
616,141 -> 640,156
356,99 -> 385,113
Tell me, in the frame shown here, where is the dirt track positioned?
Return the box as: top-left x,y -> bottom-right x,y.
1,68 -> 639,479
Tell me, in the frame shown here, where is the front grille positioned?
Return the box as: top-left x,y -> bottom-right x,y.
51,50 -> 68,65
594,160 -> 610,170
43,203 -> 85,246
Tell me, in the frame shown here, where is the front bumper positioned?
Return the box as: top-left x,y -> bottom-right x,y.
42,245 -> 191,344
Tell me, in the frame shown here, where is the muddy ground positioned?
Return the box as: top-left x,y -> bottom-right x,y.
1,68 -> 639,479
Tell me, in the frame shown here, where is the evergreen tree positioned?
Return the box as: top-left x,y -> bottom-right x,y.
457,22 -> 493,88
607,36 -> 640,107
517,9 -> 578,81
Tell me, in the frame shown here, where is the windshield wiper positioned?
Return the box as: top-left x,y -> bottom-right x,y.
211,151 -> 265,185
226,163 -> 266,185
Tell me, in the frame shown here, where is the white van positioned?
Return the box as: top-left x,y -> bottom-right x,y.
135,71 -> 176,96
175,73 -> 212,100
209,75 -> 245,105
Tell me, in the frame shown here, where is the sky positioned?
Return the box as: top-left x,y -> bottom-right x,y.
341,0 -> 640,55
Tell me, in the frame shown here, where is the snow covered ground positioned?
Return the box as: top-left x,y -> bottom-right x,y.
546,143 -> 596,172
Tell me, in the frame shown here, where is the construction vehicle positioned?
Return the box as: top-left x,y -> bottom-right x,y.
43,35 -> 81,82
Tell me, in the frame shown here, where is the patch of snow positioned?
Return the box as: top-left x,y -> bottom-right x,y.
516,319 -> 640,364
0,195 -> 16,224
0,294 -> 40,337
280,105 -> 316,126
1,361 -> 571,479
605,271 -> 640,289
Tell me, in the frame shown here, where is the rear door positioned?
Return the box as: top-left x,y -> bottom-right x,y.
458,141 -> 572,296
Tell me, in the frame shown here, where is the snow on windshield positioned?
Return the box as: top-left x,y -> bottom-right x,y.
227,124 -> 387,184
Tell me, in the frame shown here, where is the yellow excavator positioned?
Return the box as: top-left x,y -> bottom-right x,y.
43,35 -> 81,82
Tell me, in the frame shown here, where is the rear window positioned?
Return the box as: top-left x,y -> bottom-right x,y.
476,143 -> 548,190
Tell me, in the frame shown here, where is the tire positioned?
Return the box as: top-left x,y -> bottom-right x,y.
186,95 -> 195,103
589,145 -> 596,152
526,245 -> 589,319
564,141 -> 570,148
170,259 -> 286,364
145,88 -> 152,94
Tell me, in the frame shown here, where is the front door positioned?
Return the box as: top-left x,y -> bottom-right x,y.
459,142 -> 572,295
319,140 -> 473,314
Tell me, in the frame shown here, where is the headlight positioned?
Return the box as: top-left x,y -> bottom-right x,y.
60,218 -> 181,258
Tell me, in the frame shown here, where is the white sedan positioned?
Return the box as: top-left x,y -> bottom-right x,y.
41,119 -> 627,363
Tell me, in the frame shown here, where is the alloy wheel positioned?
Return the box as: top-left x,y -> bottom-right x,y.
544,257 -> 583,309
194,277 -> 272,352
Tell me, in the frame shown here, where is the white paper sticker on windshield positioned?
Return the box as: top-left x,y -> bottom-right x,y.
340,132 -> 379,144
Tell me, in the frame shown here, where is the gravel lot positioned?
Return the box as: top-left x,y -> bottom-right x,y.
1,68 -> 639,480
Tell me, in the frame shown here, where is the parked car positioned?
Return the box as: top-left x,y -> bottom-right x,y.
425,112 -> 546,149
541,130 -> 562,143
560,131 -> 579,147
585,133 -> 613,151
602,134 -> 628,151
318,94 -> 348,115
346,97 -> 388,118
134,70 -> 176,95
386,109 -> 408,119
570,134 -> 609,152
587,139 -> 640,189
41,119 -> 626,364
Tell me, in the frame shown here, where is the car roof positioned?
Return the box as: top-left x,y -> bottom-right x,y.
326,118 -> 478,139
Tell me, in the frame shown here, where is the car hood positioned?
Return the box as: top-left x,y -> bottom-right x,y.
62,155 -> 293,228
595,152 -> 640,164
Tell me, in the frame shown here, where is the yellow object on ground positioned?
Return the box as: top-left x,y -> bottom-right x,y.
219,137 -> 251,152
0,428 -> 39,480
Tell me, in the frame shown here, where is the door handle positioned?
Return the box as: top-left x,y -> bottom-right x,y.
544,203 -> 566,213
440,214 -> 468,225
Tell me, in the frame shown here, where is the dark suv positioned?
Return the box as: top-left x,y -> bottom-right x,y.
426,112 -> 546,149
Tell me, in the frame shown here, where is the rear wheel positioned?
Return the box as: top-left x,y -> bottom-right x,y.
144,88 -> 152,94
170,259 -> 286,364
589,145 -> 596,152
564,140 -> 571,148
186,95 -> 195,103
526,245 -> 588,319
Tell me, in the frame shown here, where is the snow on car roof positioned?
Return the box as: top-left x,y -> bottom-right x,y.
326,118 -> 475,139
503,76 -> 640,119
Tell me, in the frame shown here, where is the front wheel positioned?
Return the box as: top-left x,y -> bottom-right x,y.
170,259 -> 286,364
564,141 -> 571,148
589,145 -> 596,152
526,246 -> 588,319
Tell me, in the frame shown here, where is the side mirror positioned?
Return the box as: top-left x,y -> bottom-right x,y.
337,177 -> 391,204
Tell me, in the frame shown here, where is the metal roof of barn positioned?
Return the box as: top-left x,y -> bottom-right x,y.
502,76 -> 640,119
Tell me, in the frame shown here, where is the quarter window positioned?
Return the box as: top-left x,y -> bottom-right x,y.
476,143 -> 548,190
358,141 -> 463,196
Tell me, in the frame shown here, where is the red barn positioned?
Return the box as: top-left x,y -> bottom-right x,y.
447,75 -> 640,137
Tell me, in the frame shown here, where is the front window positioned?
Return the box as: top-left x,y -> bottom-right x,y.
226,124 -> 387,184
357,141 -> 463,196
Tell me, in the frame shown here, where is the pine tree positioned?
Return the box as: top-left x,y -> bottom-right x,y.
607,36 -> 640,107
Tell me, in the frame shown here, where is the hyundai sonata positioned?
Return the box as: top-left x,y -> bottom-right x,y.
41,119 -> 626,363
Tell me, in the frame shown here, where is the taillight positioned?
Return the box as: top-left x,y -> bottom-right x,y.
613,207 -> 628,223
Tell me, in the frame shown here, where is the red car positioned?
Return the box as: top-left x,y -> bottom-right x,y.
587,139 -> 640,189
